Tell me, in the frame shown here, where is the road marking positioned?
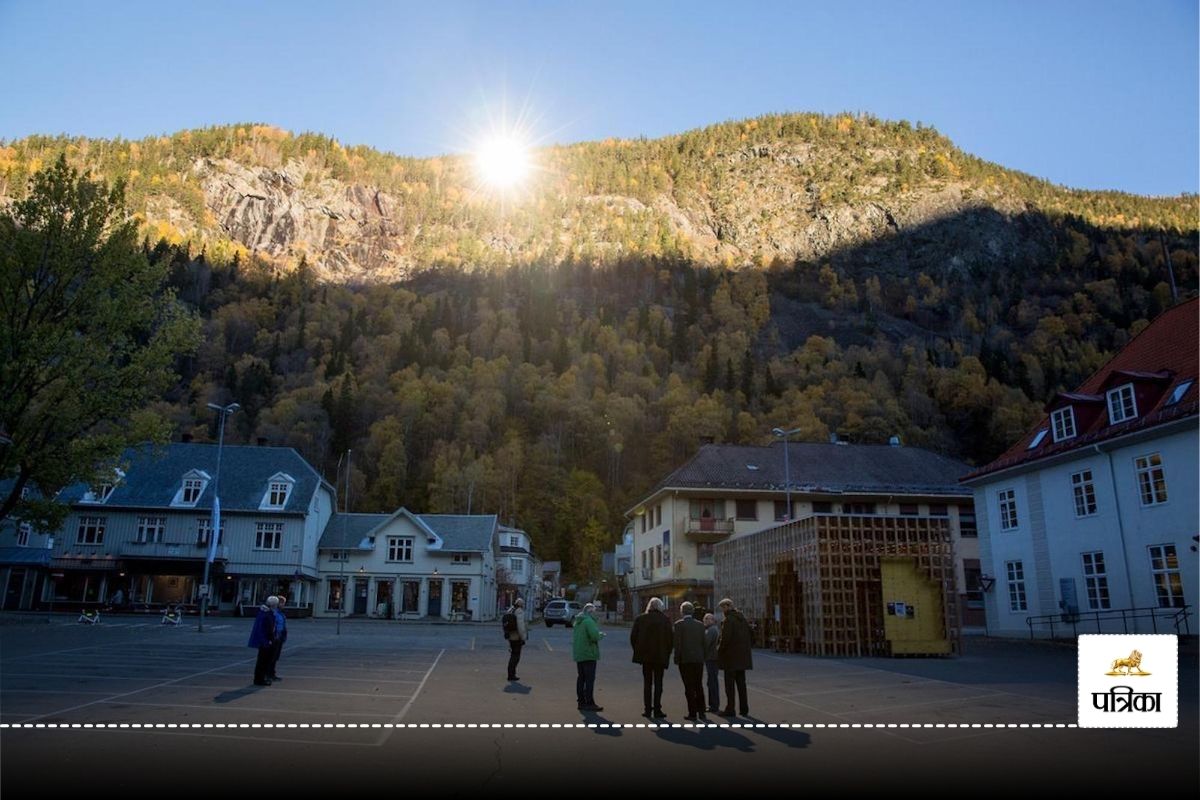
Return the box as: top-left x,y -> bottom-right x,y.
375,648 -> 444,746
543,639 -> 553,652
470,637 -> 476,651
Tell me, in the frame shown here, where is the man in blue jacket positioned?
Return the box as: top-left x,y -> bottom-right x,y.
248,595 -> 279,686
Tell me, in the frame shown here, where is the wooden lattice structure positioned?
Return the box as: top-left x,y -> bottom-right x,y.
714,514 -> 960,657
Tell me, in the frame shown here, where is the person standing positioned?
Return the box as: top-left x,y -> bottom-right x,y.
268,595 -> 289,681
673,601 -> 708,721
702,612 -> 721,714
506,597 -> 528,681
716,597 -> 753,717
630,597 -> 672,719
572,603 -> 604,711
248,595 -> 279,686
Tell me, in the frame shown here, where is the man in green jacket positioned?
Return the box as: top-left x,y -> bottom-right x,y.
572,603 -> 605,712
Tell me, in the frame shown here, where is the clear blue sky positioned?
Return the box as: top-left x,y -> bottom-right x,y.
1,0 -> 1196,195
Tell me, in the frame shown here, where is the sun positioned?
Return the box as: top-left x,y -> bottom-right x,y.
473,133 -> 533,190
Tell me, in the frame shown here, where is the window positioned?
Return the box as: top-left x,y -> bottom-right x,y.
641,550 -> 647,569
928,504 -> 949,517
451,553 -> 471,565
1135,453 -> 1168,505
846,503 -> 876,515
16,523 -> 31,547
1149,545 -> 1185,608
327,579 -> 344,611
899,504 -> 919,516
997,489 -> 1019,531
388,537 -> 414,562
1106,384 -> 1137,424
1027,429 -> 1049,449
196,517 -> 225,547
656,504 -> 662,526
511,557 -> 525,575
640,515 -> 646,533
93,483 -> 115,502
181,478 -> 205,505
254,522 -> 283,550
1165,379 -> 1194,406
1006,561 -> 1027,612
76,516 -> 106,545
958,509 -> 977,537
735,499 -> 757,520
655,544 -> 662,568
812,501 -> 833,514
508,535 -> 521,548
267,481 -> 291,507
1051,407 -> 1077,442
1081,552 -> 1111,610
329,549 -> 349,562
774,500 -> 789,520
1071,470 -> 1098,517
696,542 -> 714,565
689,499 -> 724,520
136,516 -> 166,544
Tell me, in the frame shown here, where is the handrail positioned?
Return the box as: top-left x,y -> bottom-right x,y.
1025,604 -> 1191,639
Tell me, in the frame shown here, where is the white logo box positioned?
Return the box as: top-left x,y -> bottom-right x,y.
1077,634 -> 1177,728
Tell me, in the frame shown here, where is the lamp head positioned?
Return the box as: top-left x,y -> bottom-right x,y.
771,427 -> 785,437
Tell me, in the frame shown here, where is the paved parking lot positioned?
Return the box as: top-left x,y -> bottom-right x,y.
1,615 -> 1195,793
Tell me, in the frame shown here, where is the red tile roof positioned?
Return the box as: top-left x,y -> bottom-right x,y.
964,298 -> 1198,482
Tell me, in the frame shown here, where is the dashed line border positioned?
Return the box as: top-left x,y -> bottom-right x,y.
0,722 -> 1078,729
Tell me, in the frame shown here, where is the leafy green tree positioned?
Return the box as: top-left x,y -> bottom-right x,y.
0,157 -> 200,524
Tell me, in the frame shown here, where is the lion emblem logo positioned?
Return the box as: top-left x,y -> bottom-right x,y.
1106,650 -> 1150,676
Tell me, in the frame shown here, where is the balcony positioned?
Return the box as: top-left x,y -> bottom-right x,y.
118,542 -> 229,561
684,517 -> 734,541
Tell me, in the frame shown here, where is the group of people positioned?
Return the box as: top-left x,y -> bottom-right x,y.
247,595 -> 289,686
503,595 -> 753,719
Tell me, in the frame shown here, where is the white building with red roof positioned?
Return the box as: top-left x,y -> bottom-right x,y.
962,299 -> 1197,637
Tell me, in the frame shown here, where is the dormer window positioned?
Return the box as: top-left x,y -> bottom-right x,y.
172,470 -> 211,507
1027,430 -> 1049,450
1107,384 -> 1137,424
1050,407 -> 1076,442
81,468 -> 124,503
508,535 -> 521,548
260,473 -> 295,510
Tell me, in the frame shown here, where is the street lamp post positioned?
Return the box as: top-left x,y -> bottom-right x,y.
771,426 -> 803,521
201,402 -> 239,633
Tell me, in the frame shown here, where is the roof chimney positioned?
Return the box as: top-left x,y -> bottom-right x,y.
889,435 -> 902,447
181,433 -> 193,443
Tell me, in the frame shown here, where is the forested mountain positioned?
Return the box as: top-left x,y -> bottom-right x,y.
2,114 -> 1196,576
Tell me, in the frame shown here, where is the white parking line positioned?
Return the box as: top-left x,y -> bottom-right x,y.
375,648 -> 444,745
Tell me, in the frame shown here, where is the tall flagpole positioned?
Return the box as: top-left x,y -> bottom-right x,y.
337,449 -> 350,636
201,402 -> 238,632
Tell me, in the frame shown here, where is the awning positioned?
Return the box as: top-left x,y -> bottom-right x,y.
0,547 -> 52,567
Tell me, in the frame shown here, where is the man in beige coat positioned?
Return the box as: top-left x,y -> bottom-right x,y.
506,597 -> 528,681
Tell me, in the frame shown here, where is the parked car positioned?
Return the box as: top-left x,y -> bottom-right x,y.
543,599 -> 584,627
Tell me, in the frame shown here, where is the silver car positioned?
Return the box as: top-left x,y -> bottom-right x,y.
542,599 -> 583,627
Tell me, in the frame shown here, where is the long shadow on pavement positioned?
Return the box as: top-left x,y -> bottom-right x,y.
502,683 -> 532,695
580,710 -> 623,736
741,717 -> 811,749
653,724 -> 756,751
214,686 -> 267,703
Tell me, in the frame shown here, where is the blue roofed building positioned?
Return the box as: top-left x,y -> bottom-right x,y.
47,442 -> 336,614
0,479 -> 54,610
317,509 -> 500,621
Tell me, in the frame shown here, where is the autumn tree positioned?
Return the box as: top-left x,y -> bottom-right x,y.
0,157 -> 200,525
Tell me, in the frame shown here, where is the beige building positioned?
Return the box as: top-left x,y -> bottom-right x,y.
625,440 -> 981,624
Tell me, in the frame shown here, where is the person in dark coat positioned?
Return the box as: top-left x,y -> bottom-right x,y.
630,597 -> 673,718
248,595 -> 279,686
268,595 -> 288,681
673,601 -> 708,721
716,597 -> 753,717
702,612 -> 721,713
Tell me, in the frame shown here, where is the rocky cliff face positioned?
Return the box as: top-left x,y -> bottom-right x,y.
3,116 -> 1189,283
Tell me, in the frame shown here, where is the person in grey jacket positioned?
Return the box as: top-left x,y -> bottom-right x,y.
673,601 -> 708,721
702,612 -> 721,713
